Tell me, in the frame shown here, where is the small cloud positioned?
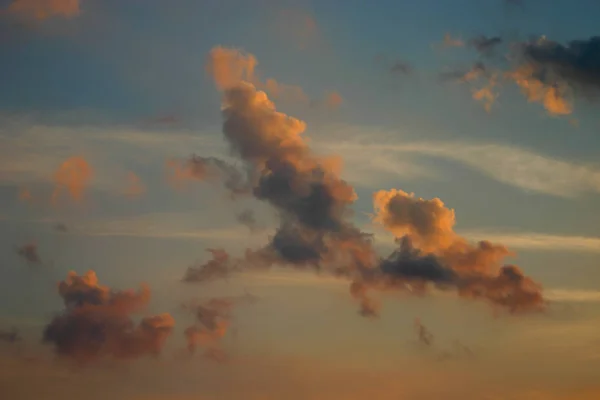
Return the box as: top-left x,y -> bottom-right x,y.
51,156 -> 93,205
15,242 -> 41,265
440,33 -> 465,49
323,91 -> 343,109
4,0 -> 80,21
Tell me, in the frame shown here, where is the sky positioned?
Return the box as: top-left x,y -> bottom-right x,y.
0,0 -> 600,399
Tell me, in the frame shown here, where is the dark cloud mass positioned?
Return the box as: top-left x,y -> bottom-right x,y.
521,36 -> 600,97
43,271 -> 174,364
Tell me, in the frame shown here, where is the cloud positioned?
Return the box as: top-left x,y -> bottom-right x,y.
205,47 -> 258,91
506,64 -> 573,116
460,230 -> 600,253
43,270 -> 174,363
32,212 -> 270,243
205,47 -> 317,106
200,46 -> 545,317
181,293 -> 256,360
520,36 -> 600,99
316,130 -> 600,197
205,48 -> 372,275
544,289 -> 600,303
440,62 -> 499,112
471,73 -> 499,112
469,35 -> 503,56
51,156 -> 93,205
373,189 -> 456,253
4,0 -> 80,21
15,242 -> 41,264
182,249 -> 234,284
369,190 -> 543,314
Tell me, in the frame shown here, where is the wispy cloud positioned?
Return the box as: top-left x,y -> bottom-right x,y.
316,126 -> 600,198
544,289 -> 600,303
32,211 -> 272,242
369,224 -> 600,254
460,230 -> 600,253
3,120 -> 599,200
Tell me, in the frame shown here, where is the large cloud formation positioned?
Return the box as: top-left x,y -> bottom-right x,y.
43,271 -> 175,364
190,46 -> 545,317
367,190 -> 544,314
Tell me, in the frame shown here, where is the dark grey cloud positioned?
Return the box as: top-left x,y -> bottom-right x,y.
521,36 -> 600,98
43,271 -> 174,364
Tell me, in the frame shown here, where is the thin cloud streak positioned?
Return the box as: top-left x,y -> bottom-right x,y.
371,225 -> 600,254
316,129 -> 600,197
461,230 -> 600,253
3,121 -> 599,199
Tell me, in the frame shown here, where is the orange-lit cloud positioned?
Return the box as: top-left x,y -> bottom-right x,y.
200,45 -> 544,317
123,171 -> 146,199
373,189 -> 456,253
323,91 -> 343,109
506,64 -> 572,116
263,78 -> 310,103
51,156 -> 93,205
371,189 -> 543,313
44,271 -> 174,363
5,0 -> 80,20
206,46 -> 341,108
472,73 -> 498,113
205,46 -> 258,91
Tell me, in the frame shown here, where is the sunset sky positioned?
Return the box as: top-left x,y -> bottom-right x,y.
1,1 -> 599,399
